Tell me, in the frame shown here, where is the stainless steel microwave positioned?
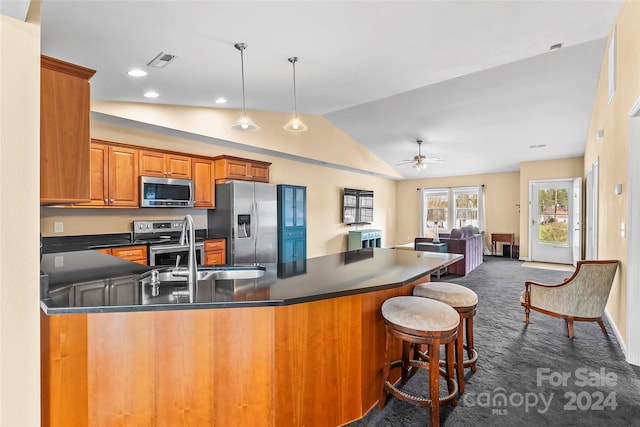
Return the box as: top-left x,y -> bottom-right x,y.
140,176 -> 194,208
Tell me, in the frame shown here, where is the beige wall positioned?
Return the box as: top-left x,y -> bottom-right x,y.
42,121 -> 398,257
0,11 -> 41,427
583,1 -> 640,344
518,157 -> 584,259
395,171 -> 520,250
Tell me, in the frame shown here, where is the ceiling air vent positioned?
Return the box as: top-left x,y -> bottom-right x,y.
147,52 -> 177,68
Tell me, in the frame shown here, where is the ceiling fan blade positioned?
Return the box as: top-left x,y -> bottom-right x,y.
424,157 -> 444,163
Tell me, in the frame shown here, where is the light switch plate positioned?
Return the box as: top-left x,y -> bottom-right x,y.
54,222 -> 63,233
621,222 -> 626,237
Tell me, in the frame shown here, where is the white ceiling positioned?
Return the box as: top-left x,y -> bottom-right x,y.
40,0 -> 622,179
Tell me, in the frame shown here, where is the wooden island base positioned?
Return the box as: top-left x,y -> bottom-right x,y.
41,278 -> 426,427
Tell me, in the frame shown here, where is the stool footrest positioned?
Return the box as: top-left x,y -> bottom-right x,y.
384,359 -> 459,407
463,346 -> 478,369
418,348 -> 478,370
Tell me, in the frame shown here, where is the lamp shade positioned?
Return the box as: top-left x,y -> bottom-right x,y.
232,112 -> 259,132
284,114 -> 308,132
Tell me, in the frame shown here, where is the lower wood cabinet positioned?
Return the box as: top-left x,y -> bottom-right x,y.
96,245 -> 147,265
204,239 -> 226,265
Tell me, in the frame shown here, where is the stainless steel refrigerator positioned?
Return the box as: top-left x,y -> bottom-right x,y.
207,181 -> 278,265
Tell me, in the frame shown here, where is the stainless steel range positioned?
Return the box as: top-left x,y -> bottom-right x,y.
133,220 -> 204,267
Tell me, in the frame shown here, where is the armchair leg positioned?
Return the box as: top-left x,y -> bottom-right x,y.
597,319 -> 608,335
566,319 -> 574,339
525,307 -> 530,325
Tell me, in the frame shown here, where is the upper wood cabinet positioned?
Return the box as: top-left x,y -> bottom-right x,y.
139,150 -> 191,179
213,155 -> 271,184
79,140 -> 139,207
40,55 -> 96,204
192,157 -> 215,209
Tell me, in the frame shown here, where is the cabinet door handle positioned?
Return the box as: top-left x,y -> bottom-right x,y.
104,199 -> 108,204
110,199 -> 114,204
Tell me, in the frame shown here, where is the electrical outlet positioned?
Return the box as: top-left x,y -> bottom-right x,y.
54,222 -> 63,233
54,255 -> 64,267
621,222 -> 626,237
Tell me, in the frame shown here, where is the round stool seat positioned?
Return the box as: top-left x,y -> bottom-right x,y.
414,282 -> 478,308
381,296 -> 459,332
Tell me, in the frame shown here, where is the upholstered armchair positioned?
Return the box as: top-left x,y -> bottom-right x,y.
520,260 -> 619,338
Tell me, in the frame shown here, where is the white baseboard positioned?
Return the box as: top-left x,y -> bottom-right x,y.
604,308 -> 627,358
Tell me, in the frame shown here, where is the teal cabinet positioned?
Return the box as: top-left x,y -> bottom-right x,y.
277,185 -> 307,263
348,229 -> 382,251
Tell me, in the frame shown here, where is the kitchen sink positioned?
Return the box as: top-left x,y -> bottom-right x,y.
136,265 -> 266,305
137,265 -> 265,284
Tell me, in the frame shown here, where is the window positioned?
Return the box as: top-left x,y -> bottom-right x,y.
422,188 -> 449,231
420,185 -> 484,235
453,187 -> 479,229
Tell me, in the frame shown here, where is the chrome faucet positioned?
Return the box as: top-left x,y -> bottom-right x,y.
174,214 -> 197,303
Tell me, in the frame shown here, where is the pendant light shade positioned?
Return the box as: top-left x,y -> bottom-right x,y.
232,42 -> 259,132
284,57 -> 307,132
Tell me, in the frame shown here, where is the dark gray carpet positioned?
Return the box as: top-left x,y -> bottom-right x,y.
349,256 -> 640,426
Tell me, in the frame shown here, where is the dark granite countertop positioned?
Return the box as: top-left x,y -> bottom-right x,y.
41,248 -> 462,314
42,230 -> 218,254
41,250 -> 151,288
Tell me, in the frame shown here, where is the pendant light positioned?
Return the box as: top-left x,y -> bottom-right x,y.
231,42 -> 259,132
284,57 -> 308,132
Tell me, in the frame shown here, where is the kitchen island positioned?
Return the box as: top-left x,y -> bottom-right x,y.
41,248 -> 462,427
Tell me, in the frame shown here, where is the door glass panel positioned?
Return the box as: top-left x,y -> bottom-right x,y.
537,187 -> 569,246
295,187 -> 305,227
284,187 -> 294,227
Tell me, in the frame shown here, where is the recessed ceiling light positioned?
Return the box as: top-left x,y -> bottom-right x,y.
549,43 -> 563,51
127,69 -> 147,77
144,91 -> 159,98
215,97 -> 227,104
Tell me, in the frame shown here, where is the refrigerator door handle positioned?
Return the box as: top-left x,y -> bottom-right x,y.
253,198 -> 259,243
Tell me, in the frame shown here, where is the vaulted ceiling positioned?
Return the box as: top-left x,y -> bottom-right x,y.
40,0 -> 622,179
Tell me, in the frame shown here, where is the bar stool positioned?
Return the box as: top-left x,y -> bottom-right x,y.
413,282 -> 478,394
379,296 -> 459,427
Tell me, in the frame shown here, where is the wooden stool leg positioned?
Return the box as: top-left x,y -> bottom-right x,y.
379,329 -> 391,409
401,340 -> 411,384
429,341 -> 441,427
446,339 -> 458,406
465,315 -> 477,372
456,321 -> 465,393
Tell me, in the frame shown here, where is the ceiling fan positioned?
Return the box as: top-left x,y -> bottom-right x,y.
397,139 -> 443,171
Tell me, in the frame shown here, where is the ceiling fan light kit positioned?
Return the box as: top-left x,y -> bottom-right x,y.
231,42 -> 260,132
397,139 -> 443,171
284,56 -> 308,132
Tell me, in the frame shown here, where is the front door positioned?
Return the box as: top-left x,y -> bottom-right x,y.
530,180 -> 575,264
572,177 -> 583,266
